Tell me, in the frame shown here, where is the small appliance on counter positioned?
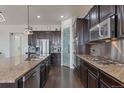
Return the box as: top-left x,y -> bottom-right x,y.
26,45 -> 37,60
50,45 -> 61,53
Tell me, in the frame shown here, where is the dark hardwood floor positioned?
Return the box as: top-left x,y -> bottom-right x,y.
44,66 -> 84,88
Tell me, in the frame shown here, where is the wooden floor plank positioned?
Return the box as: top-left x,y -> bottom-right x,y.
44,66 -> 84,88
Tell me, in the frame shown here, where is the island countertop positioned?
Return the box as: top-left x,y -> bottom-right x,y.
0,54 -> 50,83
77,54 -> 124,85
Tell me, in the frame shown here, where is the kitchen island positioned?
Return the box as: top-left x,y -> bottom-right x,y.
0,54 -> 50,88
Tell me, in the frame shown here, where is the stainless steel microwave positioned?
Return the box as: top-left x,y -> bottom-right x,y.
89,24 -> 100,41
90,15 -> 116,41
99,18 -> 111,40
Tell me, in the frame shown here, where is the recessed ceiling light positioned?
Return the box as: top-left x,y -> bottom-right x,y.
37,16 -> 40,19
61,16 -> 64,18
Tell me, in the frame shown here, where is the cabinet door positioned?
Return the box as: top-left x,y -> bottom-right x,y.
80,62 -> 88,87
51,53 -> 61,65
117,5 -> 124,37
89,6 -> 99,28
100,5 -> 115,22
100,80 -> 110,88
24,71 -> 39,88
88,70 -> 98,88
40,64 -> 46,87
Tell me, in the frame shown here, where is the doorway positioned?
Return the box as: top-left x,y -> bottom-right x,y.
10,33 -> 23,57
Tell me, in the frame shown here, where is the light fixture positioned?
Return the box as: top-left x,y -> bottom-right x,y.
96,24 -> 100,27
0,12 -> 5,22
24,5 -> 33,35
61,15 -> 64,18
37,15 -> 40,19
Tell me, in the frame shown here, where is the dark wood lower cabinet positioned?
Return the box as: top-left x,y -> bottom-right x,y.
40,63 -> 46,88
80,62 -> 88,87
0,83 -> 18,88
51,53 -> 61,66
40,56 -> 51,88
88,70 -> 98,88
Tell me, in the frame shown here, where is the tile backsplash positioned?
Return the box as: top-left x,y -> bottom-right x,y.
90,39 -> 124,63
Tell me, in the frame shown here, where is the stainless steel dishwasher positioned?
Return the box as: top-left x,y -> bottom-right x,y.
22,67 -> 40,88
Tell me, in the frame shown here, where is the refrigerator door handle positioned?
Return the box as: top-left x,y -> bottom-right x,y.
68,44 -> 70,53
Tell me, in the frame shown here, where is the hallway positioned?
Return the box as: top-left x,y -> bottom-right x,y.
44,66 -> 84,88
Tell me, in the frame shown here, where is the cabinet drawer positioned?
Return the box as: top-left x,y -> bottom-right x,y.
100,71 -> 124,88
88,70 -> 98,88
86,63 -> 99,76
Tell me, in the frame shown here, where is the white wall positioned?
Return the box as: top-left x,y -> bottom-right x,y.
0,24 -> 61,58
61,18 -> 74,69
0,25 -> 28,58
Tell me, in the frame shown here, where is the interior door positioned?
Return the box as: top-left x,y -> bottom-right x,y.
63,27 -> 70,67
10,33 -> 23,57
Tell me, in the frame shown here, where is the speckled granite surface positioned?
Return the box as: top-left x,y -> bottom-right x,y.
77,54 -> 124,85
0,55 -> 49,83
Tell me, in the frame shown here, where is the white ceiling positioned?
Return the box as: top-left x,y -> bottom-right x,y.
0,5 -> 92,25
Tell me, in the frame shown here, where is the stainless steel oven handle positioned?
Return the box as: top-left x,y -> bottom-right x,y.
22,76 -> 25,88
98,24 -> 102,39
99,28 -> 102,37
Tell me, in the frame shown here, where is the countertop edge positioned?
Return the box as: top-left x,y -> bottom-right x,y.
76,54 -> 124,85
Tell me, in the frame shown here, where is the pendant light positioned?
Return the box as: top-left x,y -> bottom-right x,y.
0,12 -> 5,22
25,5 -> 33,35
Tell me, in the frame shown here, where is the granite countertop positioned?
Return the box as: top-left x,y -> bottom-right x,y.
0,54 -> 50,83
77,54 -> 124,85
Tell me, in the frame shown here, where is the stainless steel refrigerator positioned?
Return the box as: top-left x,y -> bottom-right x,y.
36,39 -> 49,56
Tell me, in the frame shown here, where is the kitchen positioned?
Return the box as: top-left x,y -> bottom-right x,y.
0,5 -> 124,88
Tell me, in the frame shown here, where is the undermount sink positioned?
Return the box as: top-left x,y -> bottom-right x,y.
30,58 -> 40,61
25,58 -> 41,61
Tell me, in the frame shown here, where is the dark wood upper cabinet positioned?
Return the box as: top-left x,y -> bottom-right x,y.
88,5 -> 116,28
73,18 -> 90,55
85,14 -> 90,31
117,5 -> 124,38
89,5 -> 99,28
76,18 -> 89,44
99,5 -> 116,22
